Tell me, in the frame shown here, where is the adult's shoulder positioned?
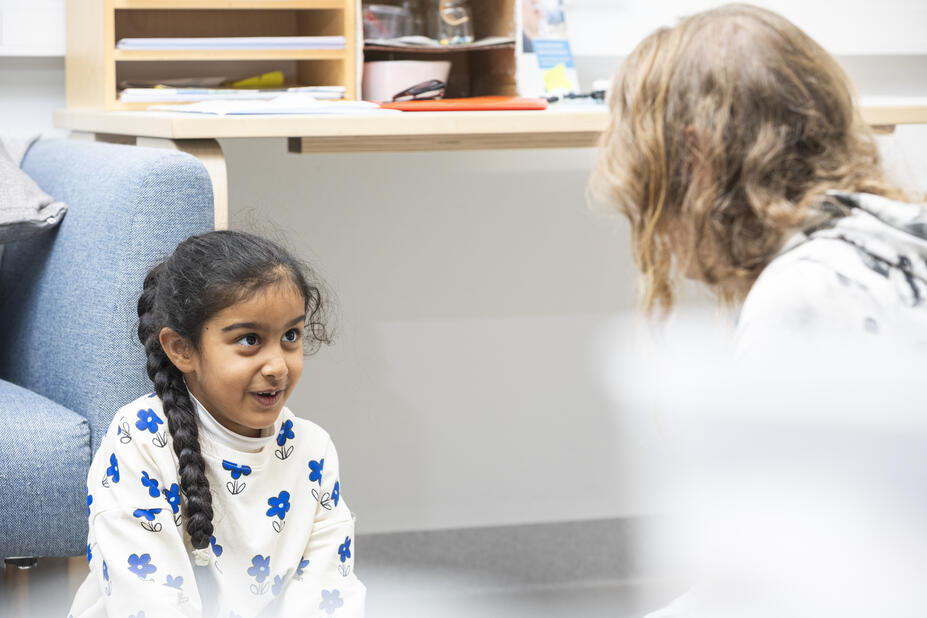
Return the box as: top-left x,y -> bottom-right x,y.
736,239 -> 883,354
745,239 -> 883,316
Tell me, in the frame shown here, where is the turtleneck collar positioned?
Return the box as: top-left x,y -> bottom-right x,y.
187,387 -> 278,454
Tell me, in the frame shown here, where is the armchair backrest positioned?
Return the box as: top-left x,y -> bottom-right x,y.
0,139 -> 214,454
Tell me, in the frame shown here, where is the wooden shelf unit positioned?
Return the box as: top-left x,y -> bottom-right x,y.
66,0 -> 359,111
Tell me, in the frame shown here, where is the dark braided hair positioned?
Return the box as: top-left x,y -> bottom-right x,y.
136,231 -> 330,551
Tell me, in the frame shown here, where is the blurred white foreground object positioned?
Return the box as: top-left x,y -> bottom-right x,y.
606,318 -> 927,618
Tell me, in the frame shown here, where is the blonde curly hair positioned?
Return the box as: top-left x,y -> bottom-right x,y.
590,3 -> 903,314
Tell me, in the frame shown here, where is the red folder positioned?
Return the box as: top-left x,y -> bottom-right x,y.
379,96 -> 548,112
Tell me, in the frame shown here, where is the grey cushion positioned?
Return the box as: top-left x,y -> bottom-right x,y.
0,378 -> 91,557
0,141 -> 67,243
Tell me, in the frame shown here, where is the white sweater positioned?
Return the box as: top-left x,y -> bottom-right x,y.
736,191 -> 927,353
69,392 -> 366,618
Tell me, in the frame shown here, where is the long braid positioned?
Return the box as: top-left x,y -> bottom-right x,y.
137,265 -> 214,551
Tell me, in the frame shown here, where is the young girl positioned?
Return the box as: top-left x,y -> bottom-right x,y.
591,3 -> 927,351
69,231 -> 365,617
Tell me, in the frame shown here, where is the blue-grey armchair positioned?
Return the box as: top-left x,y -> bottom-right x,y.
0,139 -> 214,560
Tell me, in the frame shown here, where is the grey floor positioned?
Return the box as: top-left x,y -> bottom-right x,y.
1,517 -> 678,617
358,517 -> 678,618
364,578 -> 671,618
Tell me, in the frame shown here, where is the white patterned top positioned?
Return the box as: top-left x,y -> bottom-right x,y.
736,191 -> 927,355
69,391 -> 365,618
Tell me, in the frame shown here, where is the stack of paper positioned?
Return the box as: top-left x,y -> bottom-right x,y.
120,86 -> 347,103
148,93 -> 399,116
116,36 -> 347,50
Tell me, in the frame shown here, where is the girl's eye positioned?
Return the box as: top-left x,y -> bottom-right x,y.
237,334 -> 259,347
282,329 -> 301,343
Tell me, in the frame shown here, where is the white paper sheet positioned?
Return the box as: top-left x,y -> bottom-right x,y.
116,36 -> 347,50
147,93 -> 398,116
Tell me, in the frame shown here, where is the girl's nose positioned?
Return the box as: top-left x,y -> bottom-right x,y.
262,355 -> 288,379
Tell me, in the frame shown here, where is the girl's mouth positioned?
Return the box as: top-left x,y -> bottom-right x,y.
252,390 -> 283,407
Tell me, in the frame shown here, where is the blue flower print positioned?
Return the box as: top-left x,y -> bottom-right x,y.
102,560 -> 109,581
276,420 -> 294,446
296,558 -> 310,578
86,543 -> 92,563
266,491 -> 291,520
308,458 -> 325,485
141,471 -> 160,498
210,536 -> 223,557
162,483 -> 181,514
134,506 -> 163,532
338,537 -> 351,563
223,460 -> 252,496
247,555 -> 270,583
128,553 -> 156,579
130,612 -> 145,618
221,460 -> 252,480
164,574 -> 184,590
135,408 -> 163,433
331,481 -> 341,507
106,453 -> 120,483
133,508 -> 162,521
319,589 -> 344,615
271,574 -> 284,596
274,420 -> 296,460
87,493 -> 93,516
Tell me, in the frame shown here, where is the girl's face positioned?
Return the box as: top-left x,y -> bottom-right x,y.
182,282 -> 306,437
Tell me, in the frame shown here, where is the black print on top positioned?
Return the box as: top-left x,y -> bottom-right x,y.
855,246 -> 891,278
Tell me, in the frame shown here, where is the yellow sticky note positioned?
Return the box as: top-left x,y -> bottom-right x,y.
543,63 -> 573,92
230,71 -> 285,89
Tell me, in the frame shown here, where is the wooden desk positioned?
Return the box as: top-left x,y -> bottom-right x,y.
54,102 -> 927,230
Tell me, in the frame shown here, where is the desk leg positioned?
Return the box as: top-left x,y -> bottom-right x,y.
136,138 -> 229,231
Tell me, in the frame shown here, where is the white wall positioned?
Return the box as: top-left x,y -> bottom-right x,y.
0,0 -> 64,56
565,0 -> 927,57
223,141 -> 648,532
3,2 -> 927,534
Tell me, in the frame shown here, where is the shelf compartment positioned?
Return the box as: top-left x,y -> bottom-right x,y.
364,47 -> 516,99
113,58 -> 346,110
114,9 -> 344,40
361,0 -> 517,99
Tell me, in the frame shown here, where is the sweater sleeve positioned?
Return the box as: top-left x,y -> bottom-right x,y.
276,437 -> 366,618
86,427 -> 202,618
